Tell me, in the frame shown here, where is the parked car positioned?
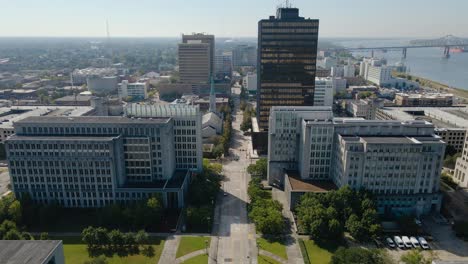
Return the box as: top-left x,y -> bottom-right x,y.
418,237 -> 430,249
402,236 -> 412,249
410,236 -> 420,248
386,237 -> 396,248
393,236 -> 405,249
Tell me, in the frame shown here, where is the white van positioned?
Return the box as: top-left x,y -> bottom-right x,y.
402,236 -> 412,249
410,237 -> 420,248
393,236 -> 405,249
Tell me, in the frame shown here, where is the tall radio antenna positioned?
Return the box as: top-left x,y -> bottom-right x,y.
106,19 -> 113,62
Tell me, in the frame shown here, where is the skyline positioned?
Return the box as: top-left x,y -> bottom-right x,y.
0,0 -> 467,38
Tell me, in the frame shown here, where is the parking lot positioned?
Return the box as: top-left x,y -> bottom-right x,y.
382,216 -> 468,262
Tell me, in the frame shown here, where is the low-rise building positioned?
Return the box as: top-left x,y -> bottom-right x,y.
243,73 -> 257,94
346,98 -> 384,120
395,93 -> 454,107
434,128 -> 466,153
314,77 -> 334,106
118,80 -> 148,101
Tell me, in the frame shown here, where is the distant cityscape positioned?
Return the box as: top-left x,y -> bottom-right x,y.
0,2 -> 468,264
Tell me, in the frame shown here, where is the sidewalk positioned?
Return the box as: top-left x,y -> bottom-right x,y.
158,235 -> 181,264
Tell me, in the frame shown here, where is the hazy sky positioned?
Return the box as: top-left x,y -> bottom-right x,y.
1,0 -> 467,38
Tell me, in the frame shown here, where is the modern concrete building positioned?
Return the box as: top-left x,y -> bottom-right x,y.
395,93 -> 454,107
243,73 -> 257,94
232,45 -> 257,67
87,75 -> 118,94
359,59 -> 393,86
314,77 -> 334,106
332,77 -> 347,93
0,240 -> 65,264
346,98 -> 384,120
453,133 -> 468,187
257,7 -> 319,130
434,128 -> 466,153
7,104 -> 203,208
182,33 -> 215,76
118,80 -> 148,101
343,63 -> 356,78
268,106 -> 445,216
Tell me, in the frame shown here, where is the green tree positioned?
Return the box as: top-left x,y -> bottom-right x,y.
142,245 -> 155,257
82,227 -> 98,248
22,232 -> 34,240
39,232 -> 49,240
7,200 -> 22,224
3,229 -> 23,240
109,229 -> 125,248
0,220 -> 17,239
135,230 -> 149,245
247,158 -> 267,179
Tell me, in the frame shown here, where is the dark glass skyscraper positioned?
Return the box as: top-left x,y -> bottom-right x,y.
257,7 -> 319,130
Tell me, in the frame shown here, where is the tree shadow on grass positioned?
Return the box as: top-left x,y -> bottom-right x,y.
88,245 -> 140,258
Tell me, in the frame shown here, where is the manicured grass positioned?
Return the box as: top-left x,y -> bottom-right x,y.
258,254 -> 281,264
257,237 -> 288,260
180,253 -> 208,264
176,236 -> 211,258
50,236 -> 164,264
300,239 -> 338,264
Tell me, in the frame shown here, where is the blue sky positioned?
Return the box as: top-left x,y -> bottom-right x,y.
0,0 -> 467,38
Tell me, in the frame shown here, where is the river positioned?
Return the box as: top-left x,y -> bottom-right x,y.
332,38 -> 468,90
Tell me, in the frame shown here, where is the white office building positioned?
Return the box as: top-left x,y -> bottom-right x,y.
332,78 -> 347,93
243,73 -> 257,94
118,80 -> 148,100
360,58 -> 393,86
454,133 -> 468,187
343,64 -> 355,78
7,104 -> 203,209
314,78 -> 334,106
268,106 -> 445,216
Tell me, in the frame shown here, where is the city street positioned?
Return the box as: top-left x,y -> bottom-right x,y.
214,86 -> 257,263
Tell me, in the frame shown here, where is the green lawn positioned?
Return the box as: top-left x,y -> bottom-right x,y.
180,253 -> 208,264
258,254 -> 281,264
176,236 -> 211,258
50,236 -> 164,264
300,239 -> 338,264
257,237 -> 288,260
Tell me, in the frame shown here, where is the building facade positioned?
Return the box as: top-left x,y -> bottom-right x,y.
453,133 -> 468,187
118,80 -> 148,101
268,106 -> 445,216
434,128 -> 466,153
182,33 -> 215,78
395,93 -> 454,107
178,41 -> 211,84
313,78 -> 334,106
7,111 -> 202,208
232,45 -> 257,67
243,73 -> 257,94
257,7 -> 319,130
214,54 -> 232,80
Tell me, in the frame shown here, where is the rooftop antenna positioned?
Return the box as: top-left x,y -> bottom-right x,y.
70,72 -> 78,105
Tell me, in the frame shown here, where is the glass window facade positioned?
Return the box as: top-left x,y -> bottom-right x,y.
257,8 -> 319,130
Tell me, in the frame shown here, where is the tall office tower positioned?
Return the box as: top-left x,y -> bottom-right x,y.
179,33 -> 215,83
178,41 -> 211,84
232,45 -> 257,67
257,7 -> 319,130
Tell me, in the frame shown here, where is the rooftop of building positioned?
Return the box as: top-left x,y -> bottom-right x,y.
271,106 -> 332,112
0,106 -> 94,129
378,106 -> 468,128
8,135 -> 119,141
286,171 -> 337,192
0,240 -> 62,264
125,103 -> 199,118
361,136 -> 415,144
55,95 -> 93,102
16,116 -> 171,125
396,92 -> 454,99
